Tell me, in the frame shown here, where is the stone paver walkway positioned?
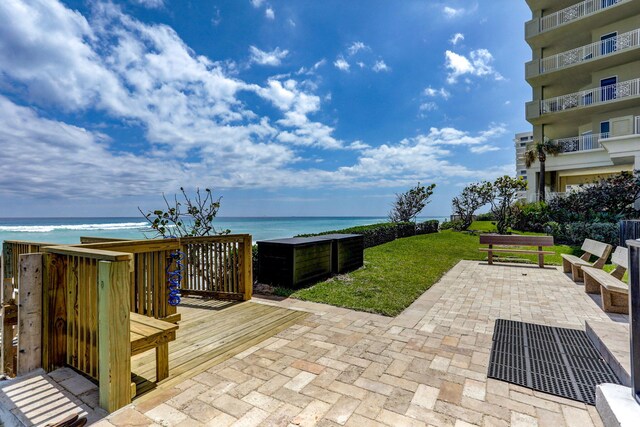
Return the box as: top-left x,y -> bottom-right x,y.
90,261 -> 626,426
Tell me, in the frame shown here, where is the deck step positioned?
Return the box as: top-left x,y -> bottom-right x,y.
586,320 -> 630,386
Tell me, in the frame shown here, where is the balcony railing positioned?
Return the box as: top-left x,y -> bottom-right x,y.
553,132 -> 605,153
540,0 -> 629,32
540,29 -> 640,74
541,78 -> 640,114
636,115 -> 640,133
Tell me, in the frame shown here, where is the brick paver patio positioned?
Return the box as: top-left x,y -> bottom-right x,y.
96,260 -> 627,427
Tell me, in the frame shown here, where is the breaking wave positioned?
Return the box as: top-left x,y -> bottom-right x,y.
0,222 -> 148,233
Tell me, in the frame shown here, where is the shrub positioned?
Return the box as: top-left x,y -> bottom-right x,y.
440,219 -> 464,231
396,222 -> 417,238
416,220 -> 439,234
297,220 -> 439,248
475,212 -> 495,221
512,201 -> 551,232
545,221 -> 619,246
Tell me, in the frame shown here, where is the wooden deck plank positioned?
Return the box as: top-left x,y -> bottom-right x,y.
130,304 -> 280,367
131,305 -> 296,375
130,297 -> 308,396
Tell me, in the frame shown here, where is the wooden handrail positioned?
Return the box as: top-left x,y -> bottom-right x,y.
43,246 -> 132,262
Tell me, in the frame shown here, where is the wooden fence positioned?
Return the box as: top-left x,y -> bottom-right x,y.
40,246 -> 133,411
1,234 -> 253,412
2,240 -> 53,280
180,235 -> 252,301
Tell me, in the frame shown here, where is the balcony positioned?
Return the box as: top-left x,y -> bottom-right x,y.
525,0 -> 640,49
527,78 -> 640,123
526,29 -> 640,83
541,0 -> 627,33
553,133 -> 605,153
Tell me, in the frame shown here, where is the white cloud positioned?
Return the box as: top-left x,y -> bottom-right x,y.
348,140 -> 370,150
419,102 -> 437,112
443,6 -> 463,18
265,7 -> 275,20
288,18 -> 296,27
250,0 -> 264,7
0,0 -> 513,200
133,0 -> 164,9
470,145 -> 501,154
372,60 -> 390,73
424,86 -> 451,100
211,7 -> 222,26
334,57 -> 350,71
249,46 -> 288,66
450,33 -> 464,45
347,41 -> 369,56
445,49 -> 503,84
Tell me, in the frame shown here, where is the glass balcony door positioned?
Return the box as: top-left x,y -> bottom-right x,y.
601,32 -> 617,55
601,77 -> 617,101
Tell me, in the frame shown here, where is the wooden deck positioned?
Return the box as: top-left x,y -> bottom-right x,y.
131,297 -> 308,397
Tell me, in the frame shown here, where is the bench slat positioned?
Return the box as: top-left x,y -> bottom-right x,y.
581,239 -> 611,258
479,234 -> 554,246
479,249 -> 554,255
582,267 -> 628,294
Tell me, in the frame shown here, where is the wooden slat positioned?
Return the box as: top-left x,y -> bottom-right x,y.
611,246 -> 629,269
130,299 -> 308,390
479,234 -> 554,246
42,253 -> 68,371
478,249 -> 555,255
45,246 -> 132,262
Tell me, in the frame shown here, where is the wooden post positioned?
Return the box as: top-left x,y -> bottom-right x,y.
42,253 -> 68,371
1,245 -> 16,376
241,236 -> 253,301
538,246 -> 544,268
98,260 -> 131,412
17,253 -> 43,375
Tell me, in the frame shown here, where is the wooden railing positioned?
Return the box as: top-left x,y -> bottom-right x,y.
2,240 -> 53,280
76,239 -> 182,323
180,234 -> 252,301
3,234 -> 252,412
41,246 -> 132,411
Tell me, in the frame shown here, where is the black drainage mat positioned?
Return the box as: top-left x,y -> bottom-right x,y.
487,319 -> 619,405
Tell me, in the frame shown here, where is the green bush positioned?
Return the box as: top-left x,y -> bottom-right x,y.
297,220 -> 439,248
440,219 -> 464,231
475,212 -> 495,221
416,220 -> 439,234
512,201 -> 551,232
545,221 -> 619,246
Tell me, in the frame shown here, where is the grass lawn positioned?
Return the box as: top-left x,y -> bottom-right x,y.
288,229 -> 576,316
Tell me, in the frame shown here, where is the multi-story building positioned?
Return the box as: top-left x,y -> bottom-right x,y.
514,131 -> 533,199
524,0 -> 640,202
514,131 -> 533,181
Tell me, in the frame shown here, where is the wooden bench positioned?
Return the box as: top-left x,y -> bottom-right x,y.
479,234 -> 555,268
130,312 -> 178,389
582,246 -> 629,314
560,239 -> 612,282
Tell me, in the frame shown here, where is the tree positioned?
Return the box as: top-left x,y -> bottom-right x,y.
139,187 -> 229,238
524,138 -> 562,202
389,183 -> 436,223
451,182 -> 493,230
487,176 -> 527,234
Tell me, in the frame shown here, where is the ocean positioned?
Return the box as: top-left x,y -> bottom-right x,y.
0,216 -> 447,245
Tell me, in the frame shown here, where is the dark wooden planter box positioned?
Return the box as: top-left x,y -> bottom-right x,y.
320,234 -> 364,274
257,234 -> 364,288
257,237 -> 333,288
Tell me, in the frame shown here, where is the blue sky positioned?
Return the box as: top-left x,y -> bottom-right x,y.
0,0 -> 532,218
